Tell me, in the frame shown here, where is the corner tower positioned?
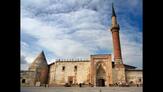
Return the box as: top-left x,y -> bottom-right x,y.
29,51 -> 49,85
110,3 -> 126,83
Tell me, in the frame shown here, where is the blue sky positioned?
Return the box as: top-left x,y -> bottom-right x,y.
21,0 -> 142,70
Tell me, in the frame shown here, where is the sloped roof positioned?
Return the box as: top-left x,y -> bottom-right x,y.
112,62 -> 137,69
125,69 -> 142,71
29,51 -> 48,69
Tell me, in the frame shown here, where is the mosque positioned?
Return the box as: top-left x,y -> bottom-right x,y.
21,4 -> 143,87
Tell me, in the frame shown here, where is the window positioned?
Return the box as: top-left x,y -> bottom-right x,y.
22,79 -> 26,83
74,65 -> 77,71
62,66 -> 65,71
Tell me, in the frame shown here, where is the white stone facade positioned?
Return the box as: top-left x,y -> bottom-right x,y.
49,61 -> 90,86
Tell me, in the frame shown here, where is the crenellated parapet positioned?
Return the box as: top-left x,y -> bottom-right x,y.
55,58 -> 90,62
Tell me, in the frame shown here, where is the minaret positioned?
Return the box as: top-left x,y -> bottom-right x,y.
110,3 -> 124,67
110,3 -> 126,83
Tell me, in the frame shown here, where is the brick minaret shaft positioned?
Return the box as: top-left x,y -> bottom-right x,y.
110,4 -> 124,67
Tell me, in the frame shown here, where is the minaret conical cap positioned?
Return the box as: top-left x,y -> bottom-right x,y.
112,3 -> 116,17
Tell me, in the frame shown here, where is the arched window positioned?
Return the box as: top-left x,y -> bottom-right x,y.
74,65 -> 77,71
62,66 -> 65,71
22,79 -> 26,83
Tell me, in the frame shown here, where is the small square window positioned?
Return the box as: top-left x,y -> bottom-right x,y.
22,79 -> 26,83
62,66 -> 65,71
74,66 -> 77,71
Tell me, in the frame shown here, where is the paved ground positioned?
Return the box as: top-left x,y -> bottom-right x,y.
21,87 -> 142,92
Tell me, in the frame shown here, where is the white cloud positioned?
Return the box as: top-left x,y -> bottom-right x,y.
21,55 -> 30,70
21,64 -> 29,70
21,55 -> 28,64
21,41 -> 29,49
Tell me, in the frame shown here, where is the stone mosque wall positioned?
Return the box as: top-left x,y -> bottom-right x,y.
48,60 -> 90,86
125,70 -> 143,85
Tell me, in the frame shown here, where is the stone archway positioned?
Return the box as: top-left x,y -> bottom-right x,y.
96,64 -> 106,87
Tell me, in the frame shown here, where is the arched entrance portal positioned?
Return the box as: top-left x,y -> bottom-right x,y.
97,79 -> 105,86
96,64 -> 106,87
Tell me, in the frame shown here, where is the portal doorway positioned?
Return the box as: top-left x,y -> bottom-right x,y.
96,64 -> 106,87
68,76 -> 73,85
97,79 -> 105,86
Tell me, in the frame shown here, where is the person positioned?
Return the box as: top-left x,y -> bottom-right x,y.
79,83 -> 82,87
46,84 -> 49,87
